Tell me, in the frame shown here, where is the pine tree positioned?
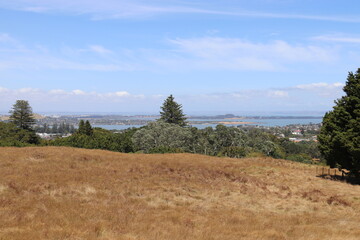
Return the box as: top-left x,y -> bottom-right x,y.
65,123 -> 70,133
52,123 -> 58,134
9,100 -> 36,130
70,125 -> 75,133
159,95 -> 187,126
318,68 -> 360,177
43,123 -> 49,133
77,120 -> 85,134
77,120 -> 93,136
84,120 -> 93,136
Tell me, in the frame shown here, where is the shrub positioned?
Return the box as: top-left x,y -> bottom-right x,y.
149,146 -> 184,154
50,127 -> 138,153
0,122 -> 39,146
132,121 -> 192,153
218,146 -> 247,158
286,153 -> 312,164
246,152 -> 266,158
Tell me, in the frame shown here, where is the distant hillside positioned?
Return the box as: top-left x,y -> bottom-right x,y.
0,113 -> 45,121
0,115 -> 9,121
0,147 -> 359,239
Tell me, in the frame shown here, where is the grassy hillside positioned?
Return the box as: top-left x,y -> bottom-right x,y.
0,147 -> 359,240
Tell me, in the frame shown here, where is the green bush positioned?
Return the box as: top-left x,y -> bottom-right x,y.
218,146 -> 247,158
286,153 -> 312,164
0,122 -> 39,146
132,121 -> 192,153
50,127 -> 138,153
149,146 -> 184,154
246,152 -> 266,158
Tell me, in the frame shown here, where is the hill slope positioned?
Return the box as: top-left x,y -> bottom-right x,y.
0,147 -> 359,240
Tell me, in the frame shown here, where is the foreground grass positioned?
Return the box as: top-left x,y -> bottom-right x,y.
0,147 -> 359,240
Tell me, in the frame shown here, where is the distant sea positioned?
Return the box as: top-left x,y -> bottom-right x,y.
94,117 -> 323,131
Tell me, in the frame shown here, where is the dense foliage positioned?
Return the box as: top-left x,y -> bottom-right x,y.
160,95 -> 187,126
0,122 -> 40,146
50,127 -> 137,153
34,122 -> 76,134
0,99 -> 321,165
0,117 -> 319,163
132,121 -> 192,153
0,100 -> 39,146
9,100 -> 36,130
318,69 -> 360,176
77,120 -> 93,136
132,121 -> 319,162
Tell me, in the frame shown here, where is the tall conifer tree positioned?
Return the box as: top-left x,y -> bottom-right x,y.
77,120 -> 93,136
84,120 -> 93,136
159,95 -> 187,126
9,100 -> 36,130
78,120 -> 85,134
318,68 -> 360,177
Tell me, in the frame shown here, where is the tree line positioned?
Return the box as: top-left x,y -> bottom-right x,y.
0,95 -> 319,164
34,122 -> 76,134
3,68 -> 360,178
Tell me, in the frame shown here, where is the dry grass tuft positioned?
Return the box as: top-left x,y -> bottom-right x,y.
0,147 -> 360,239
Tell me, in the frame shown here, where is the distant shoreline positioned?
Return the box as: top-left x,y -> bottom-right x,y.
216,121 -> 257,125
223,117 -> 246,120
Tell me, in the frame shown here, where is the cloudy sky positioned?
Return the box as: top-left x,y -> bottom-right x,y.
1,0 -> 359,114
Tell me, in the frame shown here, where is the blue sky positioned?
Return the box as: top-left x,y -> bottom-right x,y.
1,0 -> 359,114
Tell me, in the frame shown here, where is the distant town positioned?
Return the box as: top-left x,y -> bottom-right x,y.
1,113 -> 322,142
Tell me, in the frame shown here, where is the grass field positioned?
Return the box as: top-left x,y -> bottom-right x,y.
0,147 -> 359,239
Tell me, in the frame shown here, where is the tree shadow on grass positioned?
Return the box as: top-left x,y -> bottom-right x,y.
317,174 -> 360,185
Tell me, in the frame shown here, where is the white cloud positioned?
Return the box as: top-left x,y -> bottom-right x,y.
171,38 -> 334,62
0,87 -> 155,112
88,45 -> 113,55
18,88 -> 39,93
114,91 -> 130,97
0,34 -> 136,72
104,91 -> 131,97
313,35 -> 360,43
0,0 -> 360,22
295,82 -> 344,90
0,87 -> 9,93
0,87 -> 138,100
291,82 -> 345,98
0,56 -> 130,71
151,94 -> 164,98
230,93 -> 246,98
0,34 -> 341,72
0,44 -> 136,72
49,89 -> 67,95
0,33 -> 15,43
72,90 -> 86,95
212,82 -> 344,101
0,83 -> 345,112
268,90 -> 289,98
22,6 -> 48,13
0,33 -> 25,51
164,37 -> 336,71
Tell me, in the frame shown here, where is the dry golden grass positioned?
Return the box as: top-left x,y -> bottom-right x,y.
0,147 -> 360,240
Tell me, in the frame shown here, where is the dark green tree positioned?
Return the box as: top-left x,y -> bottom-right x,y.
159,95 -> 187,126
76,120 -> 93,136
70,125 -> 75,133
9,100 -> 36,130
0,122 -> 39,145
318,68 -> 360,177
43,123 -> 49,133
52,123 -> 58,133
84,120 -> 93,136
77,120 -> 86,135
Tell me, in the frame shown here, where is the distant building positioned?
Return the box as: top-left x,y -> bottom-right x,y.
36,133 -> 71,140
291,129 -> 302,135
